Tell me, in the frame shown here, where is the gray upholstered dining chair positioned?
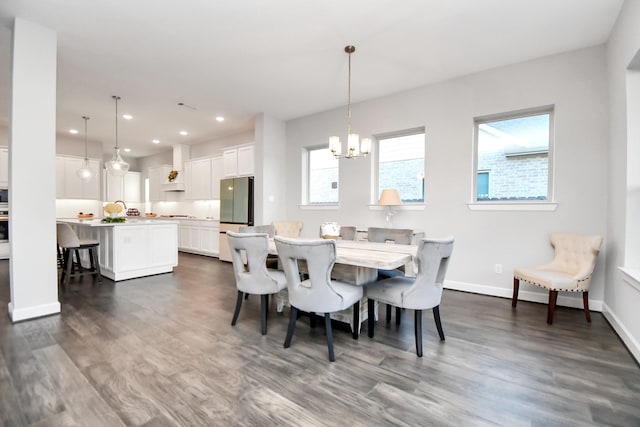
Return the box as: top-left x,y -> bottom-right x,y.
339,226 -> 357,241
366,236 -> 454,357
367,226 -> 414,324
227,231 -> 287,335
239,224 -> 275,238
275,236 -> 363,362
56,222 -> 102,289
513,232 -> 603,324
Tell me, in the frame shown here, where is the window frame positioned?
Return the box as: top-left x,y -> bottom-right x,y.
373,127 -> 426,205
471,105 -> 556,209
301,145 -> 340,207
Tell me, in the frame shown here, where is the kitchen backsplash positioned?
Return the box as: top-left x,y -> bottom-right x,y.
56,199 -> 219,219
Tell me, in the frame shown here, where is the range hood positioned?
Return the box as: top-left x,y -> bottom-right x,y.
162,144 -> 190,192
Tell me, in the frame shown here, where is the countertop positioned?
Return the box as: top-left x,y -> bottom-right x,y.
58,218 -> 181,227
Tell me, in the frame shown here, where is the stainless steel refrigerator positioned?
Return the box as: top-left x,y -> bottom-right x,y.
219,176 -> 254,261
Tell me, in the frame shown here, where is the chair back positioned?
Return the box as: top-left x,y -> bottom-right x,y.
320,222 -> 340,239
367,227 -> 413,245
273,221 -> 303,237
226,231 -> 281,294
402,237 -> 455,310
57,223 -> 80,248
546,232 -> 603,279
274,236 -> 345,313
239,224 -> 275,238
339,226 -> 357,241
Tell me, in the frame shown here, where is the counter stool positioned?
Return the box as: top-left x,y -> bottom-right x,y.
56,223 -> 102,289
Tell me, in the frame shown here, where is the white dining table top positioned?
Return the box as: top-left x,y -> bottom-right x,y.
269,238 -> 417,270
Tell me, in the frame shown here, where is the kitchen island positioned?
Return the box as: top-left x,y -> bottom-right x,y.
58,218 -> 179,281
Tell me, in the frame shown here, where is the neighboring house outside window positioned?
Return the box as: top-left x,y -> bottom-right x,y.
306,146 -> 339,204
378,131 -> 425,203
474,108 -> 553,202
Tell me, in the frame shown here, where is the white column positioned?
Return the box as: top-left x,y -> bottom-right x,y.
8,18 -> 60,321
254,113 -> 287,226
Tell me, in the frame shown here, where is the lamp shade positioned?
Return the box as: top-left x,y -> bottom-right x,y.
379,189 -> 402,206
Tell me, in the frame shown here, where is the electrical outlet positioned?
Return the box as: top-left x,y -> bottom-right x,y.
494,264 -> 503,274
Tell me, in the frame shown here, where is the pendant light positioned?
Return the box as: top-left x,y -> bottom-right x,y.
76,115 -> 94,182
105,95 -> 130,176
329,45 -> 371,159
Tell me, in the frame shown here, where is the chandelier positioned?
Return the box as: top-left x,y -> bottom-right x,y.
329,45 -> 371,159
105,95 -> 130,176
76,115 -> 94,182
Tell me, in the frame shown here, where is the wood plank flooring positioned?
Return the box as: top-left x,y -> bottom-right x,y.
1,253 -> 639,426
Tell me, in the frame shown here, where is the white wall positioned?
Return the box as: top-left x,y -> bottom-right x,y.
604,0 -> 640,362
286,46 -> 609,310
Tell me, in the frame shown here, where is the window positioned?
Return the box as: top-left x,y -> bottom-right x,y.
307,147 -> 339,204
377,131 -> 425,203
474,107 -> 553,202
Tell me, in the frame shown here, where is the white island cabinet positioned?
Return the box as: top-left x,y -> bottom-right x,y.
60,219 -> 178,281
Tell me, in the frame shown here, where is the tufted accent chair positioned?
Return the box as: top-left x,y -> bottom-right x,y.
513,232 -> 603,324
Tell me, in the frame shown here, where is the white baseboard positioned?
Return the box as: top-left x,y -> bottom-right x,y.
444,280 -> 603,312
602,302 -> 640,364
8,301 -> 61,322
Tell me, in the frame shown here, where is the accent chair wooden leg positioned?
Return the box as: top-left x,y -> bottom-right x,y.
512,277 -> 519,307
368,298 -> 376,338
583,291 -> 592,323
231,291 -> 244,326
415,309 -> 423,357
433,305 -> 445,341
386,304 -> 392,323
284,306 -> 298,348
352,300 -> 360,340
324,313 -> 335,362
547,290 -> 558,324
260,294 -> 268,335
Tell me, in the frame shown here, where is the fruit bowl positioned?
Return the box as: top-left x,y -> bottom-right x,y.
145,213 -> 157,217
77,212 -> 94,219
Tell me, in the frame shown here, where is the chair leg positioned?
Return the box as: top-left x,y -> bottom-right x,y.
63,249 -> 74,290
244,293 -> 249,300
352,300 -> 360,340
547,290 -> 558,324
386,304 -> 392,323
368,299 -> 376,338
260,294 -> 268,335
284,306 -> 298,348
512,277 -> 519,307
74,249 -> 83,271
583,291 -> 592,323
93,248 -> 102,283
310,312 -> 317,328
415,309 -> 423,357
231,291 -> 244,326
396,307 -> 402,326
433,305 -> 445,341
324,313 -> 335,362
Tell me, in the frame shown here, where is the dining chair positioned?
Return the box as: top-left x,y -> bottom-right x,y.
367,226 -> 414,324
275,236 -> 363,362
56,222 -> 102,290
339,226 -> 357,241
239,224 -> 275,237
272,220 -> 303,238
366,236 -> 454,357
226,231 -> 287,335
513,232 -> 603,324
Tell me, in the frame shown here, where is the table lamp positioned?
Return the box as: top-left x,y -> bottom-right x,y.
378,189 -> 402,227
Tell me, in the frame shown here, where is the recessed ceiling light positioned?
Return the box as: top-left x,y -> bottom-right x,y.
215,116 -> 224,122
122,114 -> 133,120
179,130 -> 188,136
123,148 -> 131,152
69,129 -> 78,134
152,139 -> 160,144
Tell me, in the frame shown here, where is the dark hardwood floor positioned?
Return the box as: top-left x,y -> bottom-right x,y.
1,253 -> 639,426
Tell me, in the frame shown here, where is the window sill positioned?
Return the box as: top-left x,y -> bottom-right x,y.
300,204 -> 340,210
467,202 -> 557,211
368,204 -> 426,211
619,267 -> 640,293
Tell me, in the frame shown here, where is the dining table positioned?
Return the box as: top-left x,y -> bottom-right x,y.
268,237 -> 419,334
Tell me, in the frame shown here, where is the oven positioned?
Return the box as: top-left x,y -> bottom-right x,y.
0,189 -> 7,204
0,207 -> 7,243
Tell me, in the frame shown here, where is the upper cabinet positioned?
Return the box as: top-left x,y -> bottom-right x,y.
104,170 -> 141,202
223,145 -> 254,177
149,165 -> 171,202
211,156 -> 223,199
0,148 -> 8,188
56,156 -> 101,200
185,157 -> 213,200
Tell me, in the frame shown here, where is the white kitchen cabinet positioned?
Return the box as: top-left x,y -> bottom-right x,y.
222,145 -> 254,178
0,148 -> 8,188
177,220 -> 219,257
185,158 -> 212,200
105,171 -> 141,202
211,156 -> 223,199
57,156 -> 101,200
149,165 -> 171,202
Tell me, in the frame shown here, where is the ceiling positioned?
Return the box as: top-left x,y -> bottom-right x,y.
0,0 -> 624,158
